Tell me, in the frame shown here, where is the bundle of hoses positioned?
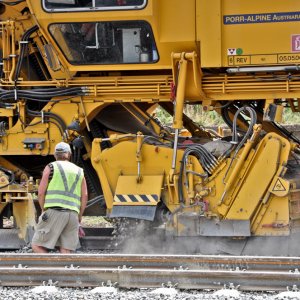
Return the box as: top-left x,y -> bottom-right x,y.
178,144 -> 218,202
26,107 -> 67,137
178,106 -> 257,203
27,107 -> 66,129
0,86 -> 88,108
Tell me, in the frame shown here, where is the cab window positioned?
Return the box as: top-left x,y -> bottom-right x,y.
49,21 -> 158,65
43,0 -> 146,11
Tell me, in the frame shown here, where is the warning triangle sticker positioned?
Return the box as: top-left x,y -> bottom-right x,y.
272,178 -> 286,192
227,48 -> 236,55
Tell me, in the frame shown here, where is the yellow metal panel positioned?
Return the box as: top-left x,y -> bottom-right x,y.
13,194 -> 36,241
222,0 -> 300,66
225,138 -> 282,220
198,0 -> 300,67
197,0 -> 222,67
113,175 -> 163,206
98,141 -> 176,193
92,140 -> 205,213
253,196 -> 289,236
158,0 -> 195,42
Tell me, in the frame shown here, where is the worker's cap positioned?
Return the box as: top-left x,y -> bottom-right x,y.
54,142 -> 71,153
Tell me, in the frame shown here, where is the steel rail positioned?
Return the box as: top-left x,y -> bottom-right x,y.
0,254 -> 299,290
0,254 -> 300,271
0,266 -> 299,291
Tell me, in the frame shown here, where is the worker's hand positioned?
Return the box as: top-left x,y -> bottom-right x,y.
78,225 -> 85,238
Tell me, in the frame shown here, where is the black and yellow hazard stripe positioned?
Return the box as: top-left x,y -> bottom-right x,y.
113,194 -> 158,205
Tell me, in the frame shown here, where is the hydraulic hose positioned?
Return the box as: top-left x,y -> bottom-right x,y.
14,25 -> 39,83
26,107 -> 67,137
0,87 -> 86,103
223,106 -> 258,184
178,144 -> 216,202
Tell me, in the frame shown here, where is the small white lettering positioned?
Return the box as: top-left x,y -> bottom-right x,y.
225,16 -> 245,23
224,12 -> 300,25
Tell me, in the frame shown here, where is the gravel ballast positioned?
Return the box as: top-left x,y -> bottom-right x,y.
0,287 -> 287,300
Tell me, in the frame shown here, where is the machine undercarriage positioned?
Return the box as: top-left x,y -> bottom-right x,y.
0,0 -> 300,254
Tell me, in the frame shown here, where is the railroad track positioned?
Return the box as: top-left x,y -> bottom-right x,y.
0,254 -> 300,291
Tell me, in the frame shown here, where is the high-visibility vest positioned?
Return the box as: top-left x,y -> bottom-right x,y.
44,161 -> 84,213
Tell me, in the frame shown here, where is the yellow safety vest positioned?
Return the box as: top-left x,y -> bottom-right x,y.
44,161 -> 84,213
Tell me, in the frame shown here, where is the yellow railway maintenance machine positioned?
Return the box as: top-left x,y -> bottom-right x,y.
0,0 -> 300,254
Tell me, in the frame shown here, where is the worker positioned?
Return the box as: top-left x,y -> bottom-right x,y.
31,142 -> 88,253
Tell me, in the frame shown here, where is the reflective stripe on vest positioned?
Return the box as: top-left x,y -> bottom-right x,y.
45,161 -> 83,213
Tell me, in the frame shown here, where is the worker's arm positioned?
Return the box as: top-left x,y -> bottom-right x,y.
79,177 -> 88,223
38,165 -> 50,212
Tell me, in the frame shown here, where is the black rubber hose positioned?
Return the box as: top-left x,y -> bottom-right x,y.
14,25 -> 39,82
0,87 -> 85,101
27,108 -> 67,132
178,144 -> 216,202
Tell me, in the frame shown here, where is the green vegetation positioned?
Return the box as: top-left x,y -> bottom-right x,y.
154,105 -> 224,126
154,106 -> 173,125
185,105 -> 225,126
154,105 -> 300,127
282,108 -> 300,124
